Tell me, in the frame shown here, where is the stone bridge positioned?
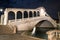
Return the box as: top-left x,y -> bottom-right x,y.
0,7 -> 57,32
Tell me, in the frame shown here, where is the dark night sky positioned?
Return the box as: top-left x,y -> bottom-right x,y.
0,0 -> 60,20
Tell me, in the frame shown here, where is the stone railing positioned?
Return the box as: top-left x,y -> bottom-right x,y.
0,25 -> 16,34
46,30 -> 60,40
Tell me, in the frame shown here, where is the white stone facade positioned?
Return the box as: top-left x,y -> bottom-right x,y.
1,7 -> 57,31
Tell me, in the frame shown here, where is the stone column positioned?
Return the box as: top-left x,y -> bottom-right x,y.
1,15 -> 4,24
28,11 -> 29,18
31,27 -> 36,35
15,12 -> 17,22
22,11 -> 24,19
32,11 -> 34,18
36,11 -> 37,17
4,10 -> 8,25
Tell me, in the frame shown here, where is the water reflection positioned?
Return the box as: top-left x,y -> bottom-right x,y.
32,28 -> 56,40
32,31 -> 48,40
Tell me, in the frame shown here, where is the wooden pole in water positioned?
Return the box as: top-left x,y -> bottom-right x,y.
58,12 -> 60,23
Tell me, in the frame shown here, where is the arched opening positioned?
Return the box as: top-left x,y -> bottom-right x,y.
31,20 -> 55,39
35,20 -> 55,33
24,11 -> 28,18
34,11 -> 36,17
8,11 -> 15,20
17,11 -> 22,19
37,11 -> 40,16
29,11 -> 33,17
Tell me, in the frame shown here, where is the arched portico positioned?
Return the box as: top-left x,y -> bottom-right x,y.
3,7 -> 57,31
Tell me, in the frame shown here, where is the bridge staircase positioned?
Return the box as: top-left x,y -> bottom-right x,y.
0,25 -> 16,34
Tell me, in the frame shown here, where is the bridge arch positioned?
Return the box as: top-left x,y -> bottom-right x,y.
29,11 -> 33,17
8,11 -> 15,20
31,20 -> 56,36
35,16 -> 57,28
35,20 -> 54,27
24,11 -> 28,18
34,11 -> 36,17
17,11 -> 22,19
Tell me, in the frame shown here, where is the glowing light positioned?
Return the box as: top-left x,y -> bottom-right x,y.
40,7 -> 46,16
32,27 -> 36,35
0,9 -> 3,12
40,8 -> 45,13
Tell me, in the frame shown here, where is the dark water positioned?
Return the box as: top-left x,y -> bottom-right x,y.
32,27 -> 56,40
33,32 -> 48,40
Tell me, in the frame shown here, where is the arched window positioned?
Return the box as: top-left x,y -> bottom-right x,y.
29,11 -> 32,17
8,11 -> 15,20
24,11 -> 28,18
17,11 -> 22,19
37,11 -> 40,16
34,11 -> 36,17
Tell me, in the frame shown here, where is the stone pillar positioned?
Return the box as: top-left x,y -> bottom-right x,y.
56,31 -> 58,40
4,10 -> 8,25
32,11 -> 34,17
1,15 -> 4,24
36,11 -> 37,17
15,12 -> 17,22
22,11 -> 24,19
28,11 -> 29,18
46,31 -> 55,40
31,27 -> 36,35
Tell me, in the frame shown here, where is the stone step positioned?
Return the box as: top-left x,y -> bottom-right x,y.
0,33 -> 46,40
0,25 -> 16,34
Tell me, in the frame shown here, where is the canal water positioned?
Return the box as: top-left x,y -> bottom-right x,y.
31,28 -> 56,40
32,31 -> 48,40
31,27 -> 56,40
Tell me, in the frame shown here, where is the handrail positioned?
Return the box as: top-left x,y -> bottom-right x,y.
46,30 -> 60,40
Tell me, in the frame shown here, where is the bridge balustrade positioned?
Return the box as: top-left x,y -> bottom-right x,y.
46,30 -> 60,40
7,9 -> 40,21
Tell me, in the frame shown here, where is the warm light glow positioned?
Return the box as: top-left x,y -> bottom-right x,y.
40,8 -> 45,13
40,7 -> 46,16
0,9 -> 3,12
32,27 -> 36,35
